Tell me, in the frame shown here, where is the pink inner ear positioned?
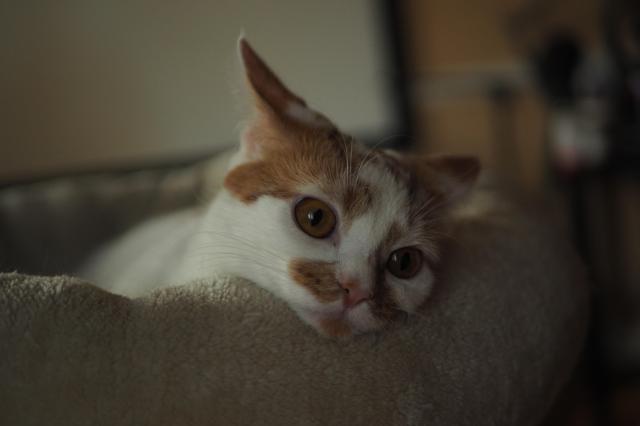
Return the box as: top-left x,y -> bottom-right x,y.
239,38 -> 306,116
238,38 -> 336,131
240,121 -> 265,160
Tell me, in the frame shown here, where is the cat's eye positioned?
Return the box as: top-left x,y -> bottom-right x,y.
294,197 -> 336,239
387,247 -> 423,279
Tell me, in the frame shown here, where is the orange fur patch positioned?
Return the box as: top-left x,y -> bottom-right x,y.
288,258 -> 342,303
223,160 -> 297,203
224,132 -> 374,225
341,184 -> 372,223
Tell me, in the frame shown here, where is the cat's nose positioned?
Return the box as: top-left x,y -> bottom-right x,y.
338,280 -> 371,307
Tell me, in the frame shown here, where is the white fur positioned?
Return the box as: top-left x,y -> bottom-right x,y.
81,39 -> 441,335
79,209 -> 201,296
81,148 -> 436,335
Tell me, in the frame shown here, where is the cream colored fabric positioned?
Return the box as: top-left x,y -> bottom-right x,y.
0,192 -> 589,426
0,151 -> 232,275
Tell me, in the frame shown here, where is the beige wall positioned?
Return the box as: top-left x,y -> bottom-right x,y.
1,1 -> 395,181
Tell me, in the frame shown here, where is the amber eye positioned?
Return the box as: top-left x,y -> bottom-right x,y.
387,247 -> 423,279
294,197 -> 337,239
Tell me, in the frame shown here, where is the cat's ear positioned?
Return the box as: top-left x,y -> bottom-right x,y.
238,38 -> 336,159
423,155 -> 480,202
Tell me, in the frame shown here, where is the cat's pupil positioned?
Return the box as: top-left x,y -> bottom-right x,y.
400,253 -> 411,270
308,209 -> 323,226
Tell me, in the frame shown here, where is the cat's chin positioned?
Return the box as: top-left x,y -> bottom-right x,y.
297,304 -> 382,338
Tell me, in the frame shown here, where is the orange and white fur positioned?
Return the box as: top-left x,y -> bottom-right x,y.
82,39 -> 480,337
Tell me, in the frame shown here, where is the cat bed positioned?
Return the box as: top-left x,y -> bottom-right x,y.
0,152 -> 589,425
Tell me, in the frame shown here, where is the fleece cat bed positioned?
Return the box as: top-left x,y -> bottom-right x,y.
0,152 -> 588,426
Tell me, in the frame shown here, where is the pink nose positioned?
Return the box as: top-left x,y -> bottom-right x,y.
339,280 -> 371,307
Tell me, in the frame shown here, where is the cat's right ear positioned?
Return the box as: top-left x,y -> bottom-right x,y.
424,154 -> 481,203
237,38 -> 336,160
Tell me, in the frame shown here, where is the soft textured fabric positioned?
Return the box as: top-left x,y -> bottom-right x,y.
0,186 -> 589,425
0,150 -> 231,276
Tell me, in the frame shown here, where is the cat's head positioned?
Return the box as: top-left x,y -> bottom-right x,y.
220,39 -> 479,337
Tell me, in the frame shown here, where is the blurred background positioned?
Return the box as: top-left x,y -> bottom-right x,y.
1,0 -> 639,423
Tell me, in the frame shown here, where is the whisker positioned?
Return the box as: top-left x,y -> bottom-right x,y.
192,243 -> 286,261
353,135 -> 401,187
190,251 -> 290,280
197,229 -> 289,262
348,136 -> 355,187
191,243 -> 288,265
197,241 -> 288,262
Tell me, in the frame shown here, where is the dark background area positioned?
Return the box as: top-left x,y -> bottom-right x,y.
398,1 -> 640,423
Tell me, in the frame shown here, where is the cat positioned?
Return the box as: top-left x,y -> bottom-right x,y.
81,38 -> 480,337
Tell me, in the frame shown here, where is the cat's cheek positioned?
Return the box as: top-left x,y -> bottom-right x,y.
387,268 -> 435,313
344,304 -> 382,334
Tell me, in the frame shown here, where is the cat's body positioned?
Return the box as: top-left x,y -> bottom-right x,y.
81,39 -> 480,337
81,208 -> 201,296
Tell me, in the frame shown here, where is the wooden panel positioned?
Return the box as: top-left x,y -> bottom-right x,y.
404,0 -> 598,189
416,89 -> 547,189
406,0 -> 517,74
406,0 -> 601,74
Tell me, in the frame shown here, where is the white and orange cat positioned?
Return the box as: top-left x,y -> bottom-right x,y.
82,39 -> 480,337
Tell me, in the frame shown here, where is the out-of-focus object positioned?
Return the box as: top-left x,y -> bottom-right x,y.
550,105 -> 607,173
532,33 -> 609,174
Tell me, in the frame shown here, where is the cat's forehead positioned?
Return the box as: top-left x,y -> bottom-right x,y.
288,138 -> 410,219
332,148 -> 442,256
225,133 -> 441,237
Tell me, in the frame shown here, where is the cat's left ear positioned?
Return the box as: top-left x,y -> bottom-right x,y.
423,154 -> 481,202
238,38 -> 336,159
